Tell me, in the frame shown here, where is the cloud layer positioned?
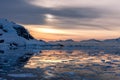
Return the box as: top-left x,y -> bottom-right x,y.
0,0 -> 120,31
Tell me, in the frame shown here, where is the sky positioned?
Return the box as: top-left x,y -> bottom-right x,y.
0,0 -> 120,41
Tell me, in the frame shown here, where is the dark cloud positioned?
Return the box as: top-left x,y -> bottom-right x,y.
0,0 -> 104,29
47,20 -> 111,30
50,8 -> 101,19
0,0 -> 48,24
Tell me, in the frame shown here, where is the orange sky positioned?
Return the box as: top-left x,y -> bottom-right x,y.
24,25 -> 120,41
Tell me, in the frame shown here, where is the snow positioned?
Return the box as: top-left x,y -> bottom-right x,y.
0,78 -> 7,80
8,73 -> 37,77
48,38 -> 120,52
0,18 -> 48,49
0,19 -> 28,46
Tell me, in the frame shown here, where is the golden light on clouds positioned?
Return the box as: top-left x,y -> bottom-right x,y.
24,25 -> 79,35
28,0 -> 120,9
29,0 -> 58,8
32,28 -> 66,34
24,25 -> 120,41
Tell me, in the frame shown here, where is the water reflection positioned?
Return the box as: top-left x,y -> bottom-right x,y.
24,50 -> 120,80
25,50 -> 88,68
1,49 -> 120,80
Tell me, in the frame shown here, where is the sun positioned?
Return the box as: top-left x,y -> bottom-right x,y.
45,14 -> 54,19
45,14 -> 56,23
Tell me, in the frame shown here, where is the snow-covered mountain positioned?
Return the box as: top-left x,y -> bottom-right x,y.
79,38 -> 120,47
47,38 -> 120,54
80,39 -> 101,43
103,38 -> 120,43
80,38 -> 120,44
48,38 -> 120,50
49,39 -> 79,46
49,38 -> 120,45
0,19 -> 46,49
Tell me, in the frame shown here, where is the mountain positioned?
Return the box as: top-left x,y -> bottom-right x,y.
80,39 -> 101,43
48,38 -> 120,50
103,38 -> 120,43
49,39 -> 101,46
48,39 -> 78,46
50,38 -> 120,44
0,19 -> 46,49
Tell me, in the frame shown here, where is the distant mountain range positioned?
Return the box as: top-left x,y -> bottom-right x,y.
49,38 -> 120,44
0,18 -> 120,50
48,38 -> 120,50
48,38 -> 120,54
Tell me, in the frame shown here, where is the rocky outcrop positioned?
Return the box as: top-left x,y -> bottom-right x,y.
0,19 -> 35,47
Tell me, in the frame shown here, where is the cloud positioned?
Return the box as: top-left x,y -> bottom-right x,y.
0,0 -> 102,24
50,8 -> 102,19
0,0 -> 120,31
28,0 -> 120,9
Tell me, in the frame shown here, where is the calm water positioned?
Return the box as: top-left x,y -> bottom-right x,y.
1,49 -> 120,80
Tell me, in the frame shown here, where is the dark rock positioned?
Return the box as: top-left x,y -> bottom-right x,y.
3,29 -> 8,32
0,50 -> 4,54
0,25 -> 3,29
0,40 -> 4,43
10,42 -> 18,47
0,34 -> 3,36
13,26 -> 34,40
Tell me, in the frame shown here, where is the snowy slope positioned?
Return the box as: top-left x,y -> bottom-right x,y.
0,19 -> 46,49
